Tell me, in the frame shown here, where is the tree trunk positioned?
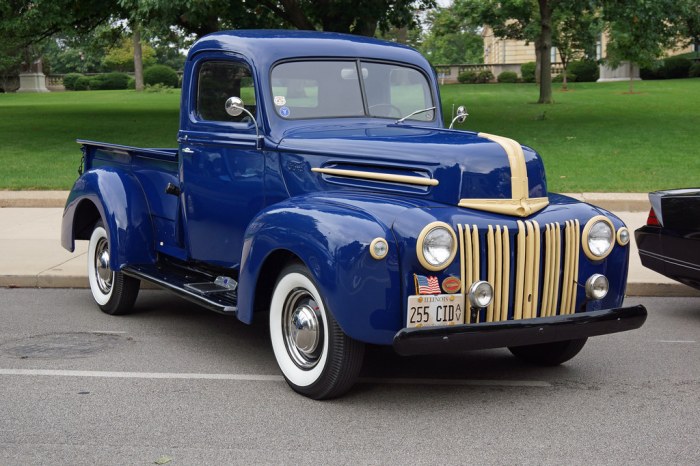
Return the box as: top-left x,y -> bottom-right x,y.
132,22 -> 144,92
534,38 -> 542,85
537,0 -> 553,104
562,67 -> 568,91
396,27 -> 408,44
628,62 -> 634,94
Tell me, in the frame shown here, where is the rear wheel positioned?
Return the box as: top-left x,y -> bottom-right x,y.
508,338 -> 587,366
269,263 -> 364,399
87,221 -> 140,315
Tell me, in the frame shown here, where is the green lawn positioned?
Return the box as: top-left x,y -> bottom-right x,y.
0,90 -> 180,190
440,79 -> 700,192
0,79 -> 698,191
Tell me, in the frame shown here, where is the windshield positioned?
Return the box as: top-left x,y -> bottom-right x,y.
270,60 -> 435,121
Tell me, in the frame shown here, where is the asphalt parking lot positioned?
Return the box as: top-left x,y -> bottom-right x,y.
1,288 -> 699,465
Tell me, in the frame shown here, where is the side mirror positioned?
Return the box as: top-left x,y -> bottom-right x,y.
225,96 -> 245,117
449,105 -> 468,129
224,96 -> 263,150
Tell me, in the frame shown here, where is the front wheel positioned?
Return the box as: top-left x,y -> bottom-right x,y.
87,221 -> 140,315
508,338 -> 587,366
269,263 -> 364,399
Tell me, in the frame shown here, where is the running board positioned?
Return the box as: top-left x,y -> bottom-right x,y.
122,264 -> 238,315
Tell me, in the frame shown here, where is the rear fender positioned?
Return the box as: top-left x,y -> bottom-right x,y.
61,168 -> 155,270
237,198 -> 402,345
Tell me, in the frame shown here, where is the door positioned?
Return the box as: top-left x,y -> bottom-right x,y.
179,57 -> 265,267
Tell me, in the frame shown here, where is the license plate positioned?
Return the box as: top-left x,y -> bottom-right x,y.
406,294 -> 465,328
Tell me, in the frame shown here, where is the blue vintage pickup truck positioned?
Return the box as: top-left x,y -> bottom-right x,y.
62,30 -> 646,399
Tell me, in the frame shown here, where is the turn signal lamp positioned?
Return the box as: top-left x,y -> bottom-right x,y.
646,208 -> 660,227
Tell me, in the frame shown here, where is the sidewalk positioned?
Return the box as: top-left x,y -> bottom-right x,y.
1,191 -> 698,297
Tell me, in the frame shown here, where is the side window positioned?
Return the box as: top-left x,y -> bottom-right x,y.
197,61 -> 256,123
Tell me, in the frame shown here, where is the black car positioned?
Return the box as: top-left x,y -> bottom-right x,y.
635,189 -> 700,290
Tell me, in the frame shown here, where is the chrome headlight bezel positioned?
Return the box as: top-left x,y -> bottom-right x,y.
416,221 -> 457,271
585,274 -> 609,300
582,215 -> 615,260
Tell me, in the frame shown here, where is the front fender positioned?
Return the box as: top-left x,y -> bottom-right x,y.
237,197 -> 402,345
61,168 -> 155,270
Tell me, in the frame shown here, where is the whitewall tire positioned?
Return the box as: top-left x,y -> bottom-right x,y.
270,263 -> 364,399
87,221 -> 140,315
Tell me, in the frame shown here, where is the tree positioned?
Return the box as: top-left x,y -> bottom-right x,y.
123,0 -> 436,38
552,1 -> 600,90
103,36 -> 156,72
456,0 -> 602,104
0,0 -> 117,71
419,5 -> 483,65
42,26 -> 123,74
0,0 -> 131,91
603,0 -> 689,93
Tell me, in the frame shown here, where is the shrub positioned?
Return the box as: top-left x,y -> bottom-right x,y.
520,61 -> 536,83
476,70 -> 494,83
88,76 -> 105,90
457,70 -> 477,84
660,56 -> 692,79
127,77 -> 136,89
74,76 -> 91,91
689,62 -> 700,78
640,64 -> 662,80
497,71 -> 518,83
63,73 -> 84,91
144,65 -> 178,87
553,72 -> 576,83
100,72 -> 129,90
144,83 -> 175,93
568,60 -> 599,82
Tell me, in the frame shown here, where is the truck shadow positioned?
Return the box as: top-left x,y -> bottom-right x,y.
122,290 -> 580,389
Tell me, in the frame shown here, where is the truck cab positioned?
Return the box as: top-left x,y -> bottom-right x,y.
62,30 -> 646,399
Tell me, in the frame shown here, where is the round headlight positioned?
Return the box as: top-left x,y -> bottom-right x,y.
585,274 -> 609,300
582,216 -> 615,260
416,222 -> 457,271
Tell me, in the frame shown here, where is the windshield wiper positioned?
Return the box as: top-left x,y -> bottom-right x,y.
395,106 -> 436,124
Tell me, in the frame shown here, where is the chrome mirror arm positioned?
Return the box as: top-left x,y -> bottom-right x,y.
448,106 -> 469,129
225,96 -> 263,150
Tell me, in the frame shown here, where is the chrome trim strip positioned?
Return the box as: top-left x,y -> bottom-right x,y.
312,167 -> 439,186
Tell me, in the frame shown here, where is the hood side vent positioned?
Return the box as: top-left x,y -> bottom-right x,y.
312,163 -> 437,194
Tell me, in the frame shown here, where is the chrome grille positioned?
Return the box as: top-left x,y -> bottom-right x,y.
458,220 -> 580,323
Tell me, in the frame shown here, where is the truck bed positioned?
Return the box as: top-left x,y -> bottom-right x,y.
79,139 -> 183,258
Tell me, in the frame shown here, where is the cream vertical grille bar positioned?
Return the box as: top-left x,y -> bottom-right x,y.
486,226 -> 495,322
514,221 -> 526,319
457,219 -> 579,324
471,226 -> 480,322
500,227 -> 510,321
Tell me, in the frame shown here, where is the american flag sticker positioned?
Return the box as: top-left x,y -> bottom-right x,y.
414,274 -> 441,295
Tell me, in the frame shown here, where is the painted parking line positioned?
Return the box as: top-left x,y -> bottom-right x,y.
654,340 -> 696,343
0,368 -> 550,387
0,369 -> 285,381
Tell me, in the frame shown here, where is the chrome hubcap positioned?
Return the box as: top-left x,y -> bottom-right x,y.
94,237 -> 113,294
283,289 -> 323,369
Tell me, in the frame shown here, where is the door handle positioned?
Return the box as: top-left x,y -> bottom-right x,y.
181,147 -> 194,154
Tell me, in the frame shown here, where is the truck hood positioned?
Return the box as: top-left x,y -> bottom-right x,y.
278,123 -> 549,217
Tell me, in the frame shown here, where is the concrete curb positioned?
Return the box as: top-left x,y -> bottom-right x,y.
563,193 -> 649,213
0,191 -> 652,212
0,191 -> 69,208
